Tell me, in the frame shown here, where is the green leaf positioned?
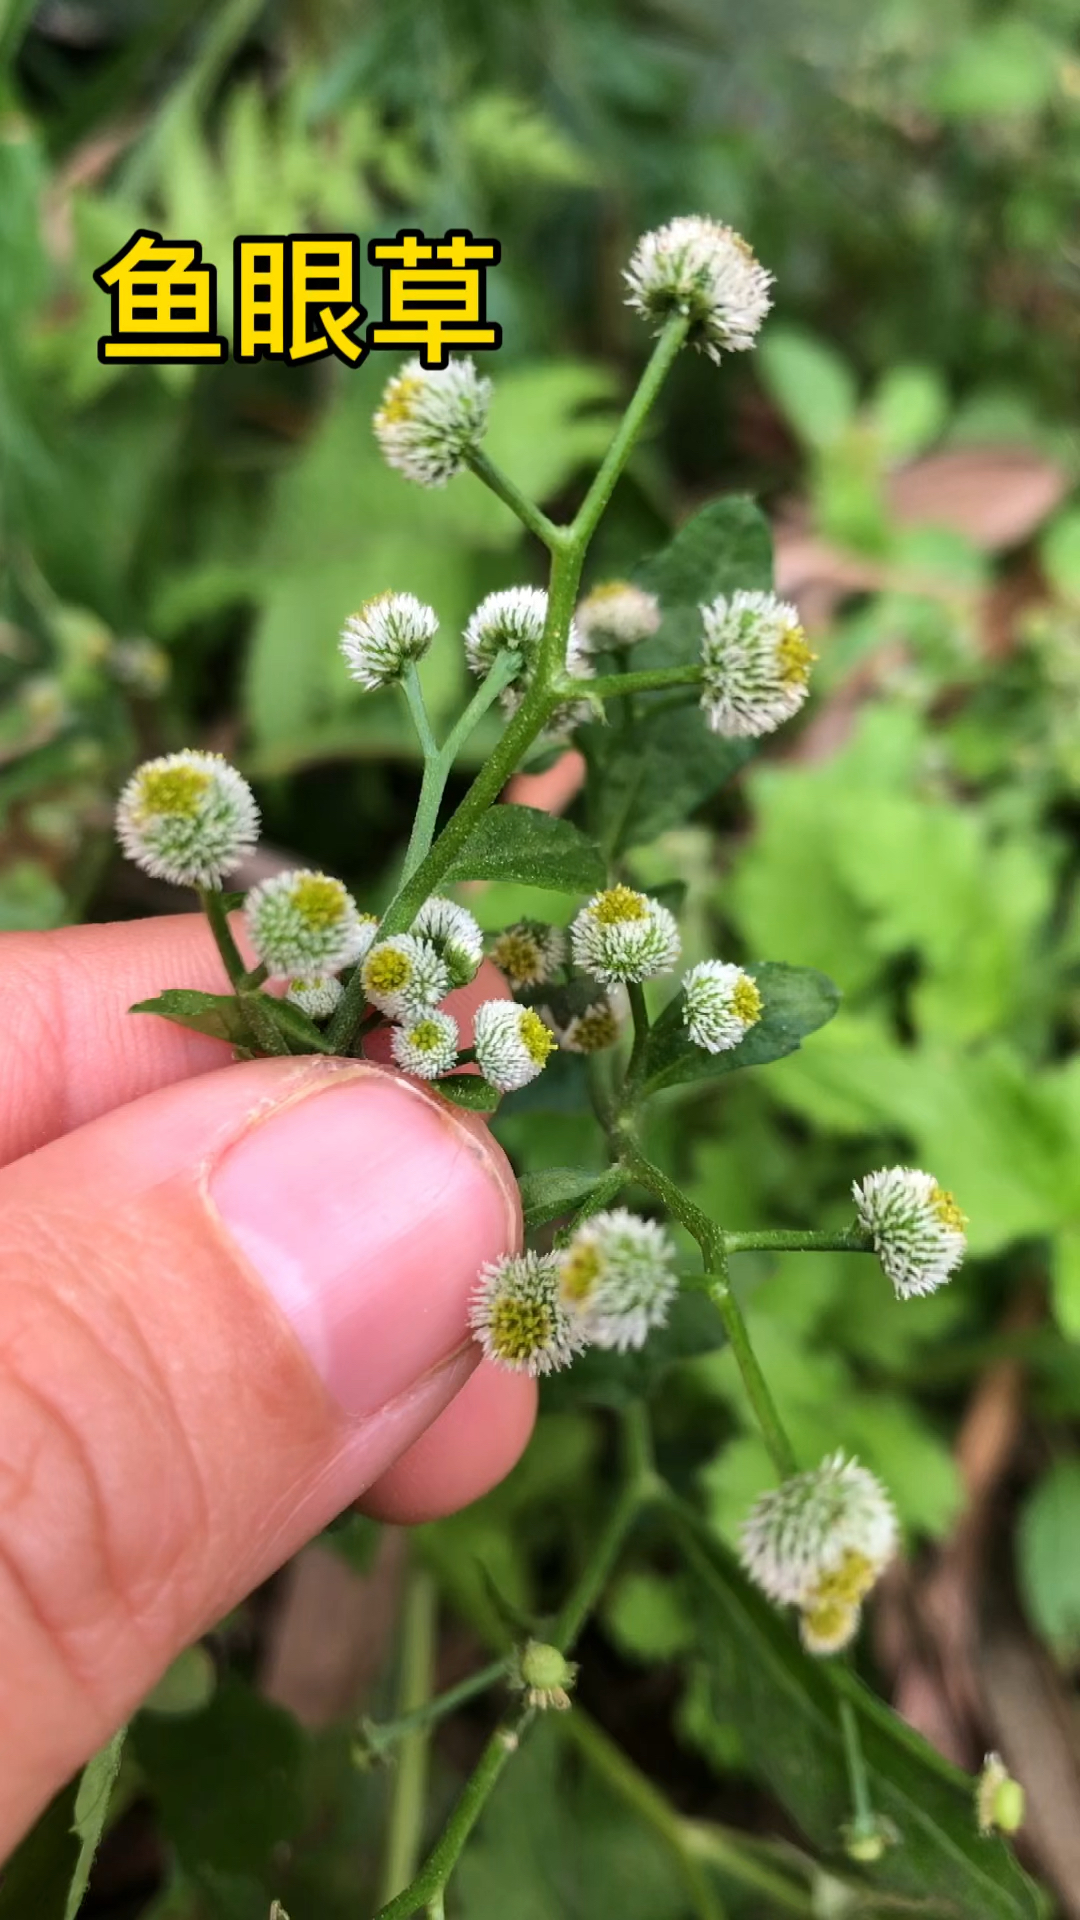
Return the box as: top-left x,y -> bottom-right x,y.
757,328 -> 858,449
680,1518 -> 1046,1919
130,989 -> 254,1048
64,1728 -> 126,1920
1017,1461 -> 1080,1658
255,994 -> 335,1055
542,1291 -> 725,1409
518,1167 -> 609,1232
584,707 -> 753,857
434,1074 -> 502,1112
641,962 -> 841,1094
872,364 -> 948,462
442,806 -> 606,892
142,1648 -> 217,1718
635,494 -> 774,632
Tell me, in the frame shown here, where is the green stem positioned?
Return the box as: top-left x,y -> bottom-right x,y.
578,664 -> 703,702
361,1659 -> 508,1760
838,1694 -> 878,1845
552,1163 -> 630,1246
394,651 -> 522,895
439,649 -> 523,766
198,886 -> 246,989
571,315 -> 690,547
371,1404 -> 653,1920
379,1565 -> 439,1907
620,1151 -> 797,1479
682,1825 -> 814,1916
401,663 -> 438,760
562,1713 -> 730,1920
723,1227 -> 870,1255
465,447 -> 564,550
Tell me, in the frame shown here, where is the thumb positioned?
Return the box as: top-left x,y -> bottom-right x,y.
0,1056 -> 520,1850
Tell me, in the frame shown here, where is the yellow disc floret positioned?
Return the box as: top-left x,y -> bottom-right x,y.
375,375 -> 423,427
489,1294 -> 555,1365
519,1008 -> 557,1066
559,1244 -> 602,1305
292,874 -> 347,930
777,624 -> 816,688
930,1184 -> 968,1232
136,762 -> 212,820
732,975 -> 763,1024
590,885 -> 648,925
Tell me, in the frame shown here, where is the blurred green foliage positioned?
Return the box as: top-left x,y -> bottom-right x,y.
4,0 -> 1080,1913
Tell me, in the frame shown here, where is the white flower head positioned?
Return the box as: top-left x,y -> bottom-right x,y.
700,589 -> 815,739
683,960 -> 762,1054
464,587 -> 589,732
576,581 -> 661,652
853,1167 -> 967,1300
340,592 -> 438,691
558,1209 -> 678,1351
571,886 -> 681,986
390,1008 -> 460,1081
490,920 -> 567,990
473,1000 -> 557,1091
286,974 -> 344,1020
373,356 -> 491,487
542,987 -> 628,1055
362,933 -> 450,1020
740,1452 -> 898,1657
411,896 -> 484,988
244,872 -> 374,980
624,216 -> 773,362
976,1753 -> 1025,1837
469,1250 -> 585,1376
116,750 -> 259,888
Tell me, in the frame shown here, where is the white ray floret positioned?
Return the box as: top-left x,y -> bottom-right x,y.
469,1251 -> 585,1376
624,216 -> 773,362
116,750 -> 259,888
473,1001 -> 557,1092
340,592 -> 438,690
411,896 -> 484,988
558,1209 -> 678,1351
739,1451 -> 897,1657
576,581 -> 661,651
244,872 -> 374,979
362,933 -> 451,1020
571,886 -> 681,986
683,959 -> 762,1053
285,974 -> 344,1020
373,357 -> 492,487
390,1009 -> 460,1081
853,1167 -> 967,1299
699,589 -> 815,739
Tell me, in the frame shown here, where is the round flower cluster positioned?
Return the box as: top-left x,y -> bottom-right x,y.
571,886 -> 681,986
373,357 -> 491,487
340,592 -> 438,690
390,1010 -> 460,1081
739,1452 -> 898,1656
469,1250 -> 584,1376
116,750 -> 259,888
575,581 -> 661,652
472,1002 -> 557,1092
286,975 -> 345,1020
245,872 -> 375,980
853,1167 -> 967,1299
463,586 -> 593,733
412,895 -> 484,988
624,215 -> 773,362
683,960 -> 762,1054
362,933 -> 450,1021
490,920 -> 566,990
699,589 -> 815,739
541,987 -> 627,1055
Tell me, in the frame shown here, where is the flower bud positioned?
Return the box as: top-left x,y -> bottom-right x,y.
853,1167 -> 967,1300
624,216 -> 773,362
244,872 -> 374,979
340,592 -> 438,690
683,959 -> 762,1054
576,581 -> 661,652
469,1250 -> 584,1376
389,1009 -> 460,1081
540,986 -> 629,1055
699,589 -> 815,739
373,356 -> 491,487
558,1208 -> 678,1351
512,1640 -> 579,1712
361,934 -> 450,1021
491,920 -> 567,990
740,1452 -> 898,1657
473,1001 -> 557,1092
571,886 -> 680,986
976,1753 -> 1025,1836
411,896 -> 484,988
116,750 -> 259,888
286,974 -> 344,1020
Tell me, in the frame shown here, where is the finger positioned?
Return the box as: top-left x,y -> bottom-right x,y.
0,914 -> 249,1166
360,1362 -> 536,1524
0,1056 -> 521,1853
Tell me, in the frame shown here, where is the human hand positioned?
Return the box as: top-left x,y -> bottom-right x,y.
0,914 -> 534,1856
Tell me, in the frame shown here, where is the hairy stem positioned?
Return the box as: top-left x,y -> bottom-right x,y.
723,1227 -> 870,1255
571,315 -> 690,546
838,1693 -> 878,1847
378,1565 -> 439,1907
198,886 -> 246,988
581,664 -> 703,702
465,447 -> 564,550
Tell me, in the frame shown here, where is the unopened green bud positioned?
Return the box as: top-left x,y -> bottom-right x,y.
976,1753 -> 1025,1835
514,1639 -> 578,1711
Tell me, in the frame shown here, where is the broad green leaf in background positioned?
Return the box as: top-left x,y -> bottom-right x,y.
585,706 -> 753,857
757,327 -> 858,450
640,961 -> 841,1095
442,805 -> 606,891
680,1519 -> 1046,1920
1017,1461 -> 1080,1660
872,364 -> 949,463
518,1166 -> 609,1232
634,494 -> 774,632
64,1728 -> 126,1920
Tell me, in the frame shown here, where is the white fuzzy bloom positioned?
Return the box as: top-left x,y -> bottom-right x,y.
362,934 -> 450,1020
463,586 -> 590,731
490,921 -> 567,990
683,960 -> 762,1054
624,216 -> 773,363
576,581 -> 661,652
373,357 -> 491,487
853,1167 -> 967,1300
571,886 -> 681,986
473,1001 -> 557,1092
116,750 -> 259,888
700,589 -> 814,739
558,1209 -> 678,1351
244,872 -> 373,979
469,1251 -> 585,1376
542,987 -> 629,1054
411,896 -> 484,988
340,592 -> 438,690
390,1009 -> 460,1081
740,1452 -> 898,1658
286,974 -> 344,1020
